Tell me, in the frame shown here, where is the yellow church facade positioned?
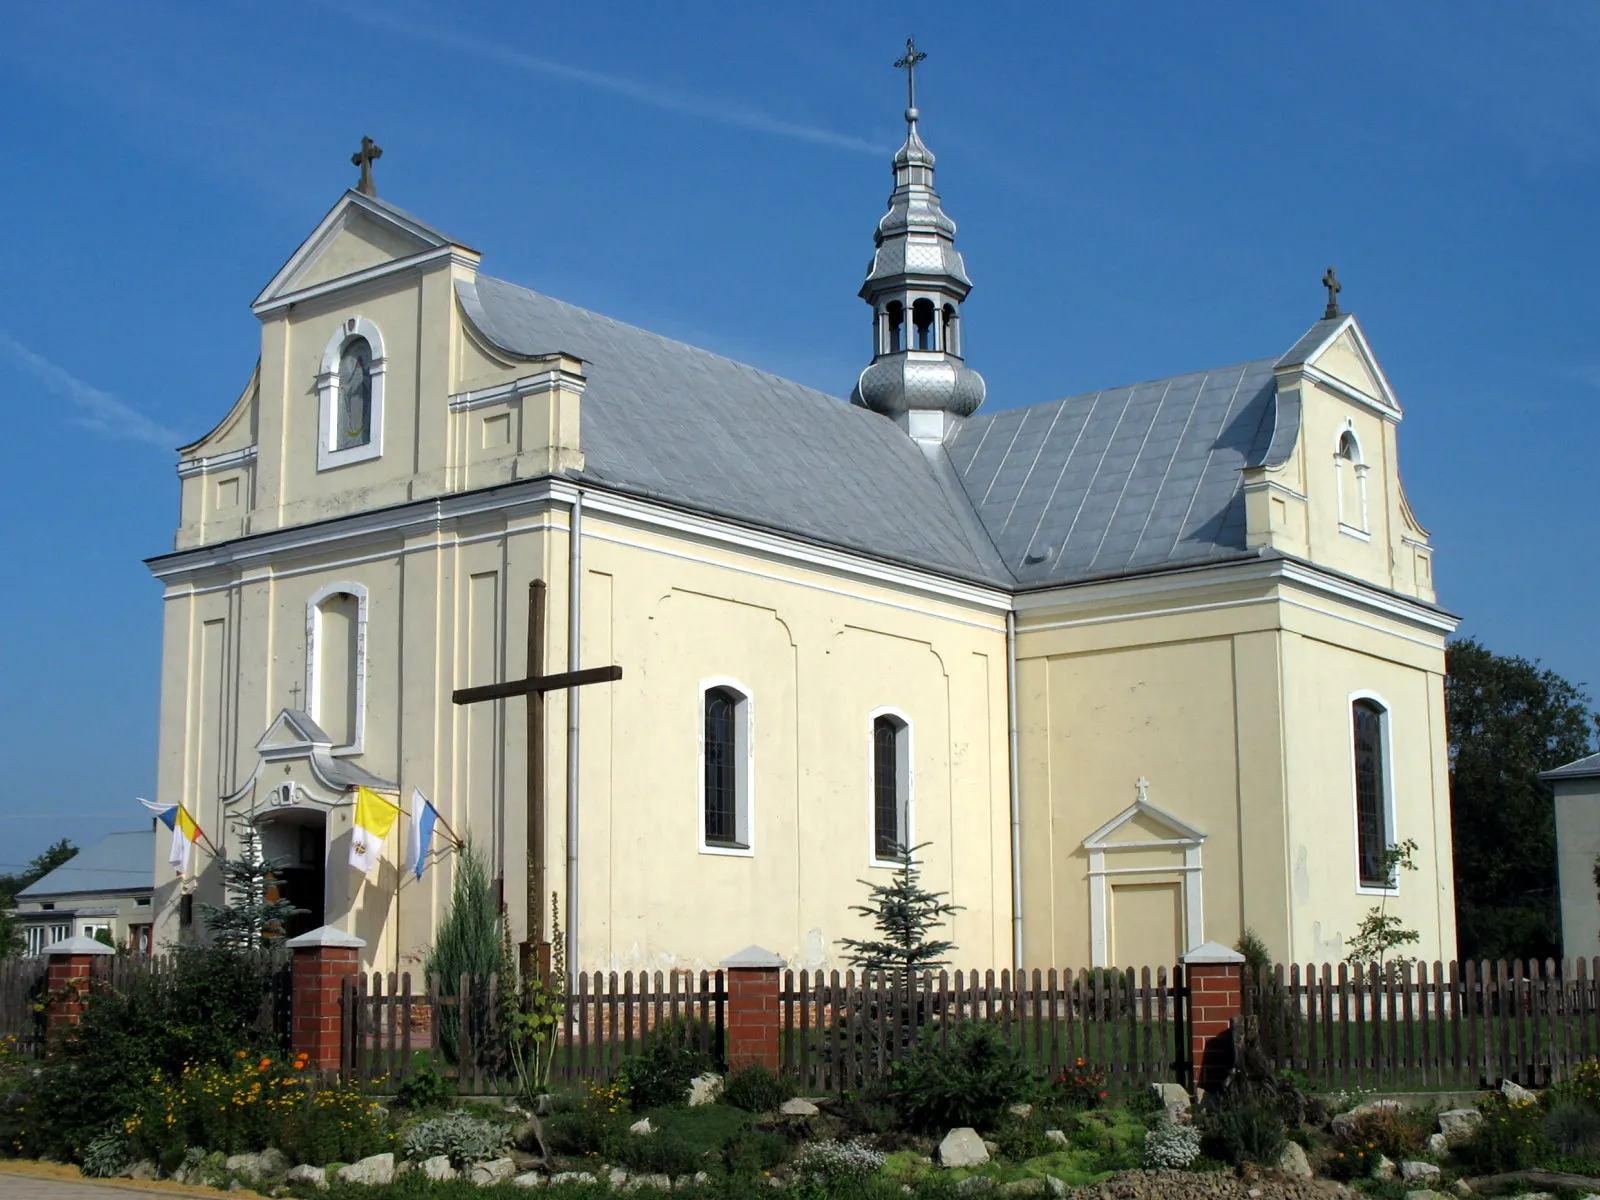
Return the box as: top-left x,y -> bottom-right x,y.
146,111 -> 1457,976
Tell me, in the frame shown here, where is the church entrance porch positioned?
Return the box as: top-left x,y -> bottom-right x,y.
257,802 -> 326,941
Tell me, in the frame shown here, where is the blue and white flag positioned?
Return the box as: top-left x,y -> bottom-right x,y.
408,787 -> 440,880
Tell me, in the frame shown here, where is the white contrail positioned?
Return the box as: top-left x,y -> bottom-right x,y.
331,3 -> 887,156
0,331 -> 180,449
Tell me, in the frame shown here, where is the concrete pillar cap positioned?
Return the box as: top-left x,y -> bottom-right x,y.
43,935 -> 116,957
284,924 -> 366,950
721,945 -> 785,969
1181,940 -> 1246,965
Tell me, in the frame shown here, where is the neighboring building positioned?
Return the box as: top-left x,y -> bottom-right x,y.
15,830 -> 156,956
1545,753 -> 1600,960
145,65 -> 1458,975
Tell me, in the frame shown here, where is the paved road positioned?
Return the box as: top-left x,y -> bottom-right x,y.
0,1172 -> 229,1199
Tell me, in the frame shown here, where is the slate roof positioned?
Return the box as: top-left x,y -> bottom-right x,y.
461,274 -> 1307,591
1542,752 -> 1600,783
18,830 -> 155,899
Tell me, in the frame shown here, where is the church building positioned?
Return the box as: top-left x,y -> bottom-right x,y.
146,55 -> 1458,975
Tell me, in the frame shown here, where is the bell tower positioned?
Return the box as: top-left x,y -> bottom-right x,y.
852,38 -> 986,442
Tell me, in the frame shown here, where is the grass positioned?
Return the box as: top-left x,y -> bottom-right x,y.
639,1105 -> 754,1153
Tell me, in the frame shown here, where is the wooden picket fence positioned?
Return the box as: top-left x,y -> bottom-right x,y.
341,969 -> 727,1093
1245,958 -> 1600,1090
780,966 -> 1187,1093
0,957 -> 48,1055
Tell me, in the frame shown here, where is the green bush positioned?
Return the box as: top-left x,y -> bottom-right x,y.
423,844 -> 502,1065
395,1068 -> 456,1112
835,1083 -> 896,1135
400,1111 -> 510,1166
992,1112 -> 1053,1162
1457,1096 -> 1551,1173
545,1107 -> 620,1157
79,1128 -> 131,1179
615,1021 -> 711,1111
1547,1099 -> 1600,1157
1201,1097 -> 1286,1167
890,1022 -> 1039,1132
617,1129 -> 706,1176
723,1128 -> 791,1175
721,1064 -> 793,1113
1336,1105 -> 1429,1160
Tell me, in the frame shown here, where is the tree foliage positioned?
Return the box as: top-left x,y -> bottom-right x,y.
198,820 -> 303,953
1447,636 -> 1597,961
0,839 -> 77,958
424,842 -> 500,1062
837,842 -> 961,975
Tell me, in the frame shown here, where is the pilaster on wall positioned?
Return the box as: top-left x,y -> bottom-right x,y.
43,936 -> 116,1041
1182,940 -> 1245,1093
286,925 -> 366,1071
723,945 -> 784,1072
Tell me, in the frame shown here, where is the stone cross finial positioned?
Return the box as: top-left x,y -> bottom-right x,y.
1135,776 -> 1150,803
894,36 -> 928,119
352,136 -> 383,197
1323,266 -> 1342,320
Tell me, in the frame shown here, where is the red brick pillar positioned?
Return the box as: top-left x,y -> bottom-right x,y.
44,935 -> 115,1040
722,945 -> 784,1072
285,925 -> 366,1071
1181,941 -> 1246,1095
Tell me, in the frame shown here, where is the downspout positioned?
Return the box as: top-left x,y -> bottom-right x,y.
1006,609 -> 1023,972
565,488 -> 584,978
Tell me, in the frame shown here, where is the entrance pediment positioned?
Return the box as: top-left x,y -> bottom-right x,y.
225,708 -> 397,809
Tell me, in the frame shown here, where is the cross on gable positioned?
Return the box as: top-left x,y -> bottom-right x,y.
1135,776 -> 1150,803
1323,266 -> 1342,320
352,136 -> 383,197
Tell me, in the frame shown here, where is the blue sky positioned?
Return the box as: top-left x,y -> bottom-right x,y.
1,2 -> 1596,866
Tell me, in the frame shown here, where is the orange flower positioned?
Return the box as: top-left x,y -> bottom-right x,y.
293,1060 -> 307,1070
236,1050 -> 248,1059
259,1058 -> 272,1071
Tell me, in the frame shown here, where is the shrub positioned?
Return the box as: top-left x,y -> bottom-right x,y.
1053,1057 -> 1109,1110
79,1128 -> 131,1179
1547,1100 -> 1600,1158
1338,1105 -> 1428,1160
993,1114 -> 1053,1162
545,1108 -> 616,1157
617,1129 -> 706,1176
278,1079 -> 390,1165
721,1064 -> 793,1114
835,1087 -> 896,1135
1143,1119 -> 1202,1169
401,1111 -> 510,1166
793,1139 -> 886,1182
723,1128 -> 791,1175
395,1068 -> 456,1112
1457,1095 -> 1551,1173
424,844 -> 502,1064
890,1021 -> 1039,1132
1202,1097 -> 1286,1167
1561,1059 -> 1600,1109
1324,1141 -> 1382,1181
615,1022 -> 710,1110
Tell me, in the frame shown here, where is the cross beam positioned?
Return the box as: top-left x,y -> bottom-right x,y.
452,579 -> 621,977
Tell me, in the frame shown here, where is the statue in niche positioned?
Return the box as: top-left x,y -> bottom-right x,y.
337,336 -> 373,449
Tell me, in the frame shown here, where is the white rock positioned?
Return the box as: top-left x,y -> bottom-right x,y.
1502,1078 -> 1538,1105
939,1127 -> 991,1168
1402,1162 -> 1443,1183
692,1172 -> 710,1185
630,1117 -> 656,1135
955,1178 -> 996,1195
628,1174 -> 672,1191
1438,1108 -> 1484,1144
1406,1192 -> 1443,1200
1427,1133 -> 1449,1156
286,1164 -> 329,1191
1044,1129 -> 1070,1146
472,1158 -> 518,1187
338,1153 -> 397,1187
422,1156 -> 458,1181
1046,1179 -> 1069,1199
226,1150 -> 288,1179
609,1168 -> 630,1186
552,1172 -> 599,1186
672,1176 -> 692,1190
122,1162 -> 157,1181
1277,1142 -> 1312,1179
999,1180 -> 1047,1196
1332,1099 -> 1403,1138
512,1172 -> 547,1188
687,1072 -> 722,1106
1152,1082 -> 1192,1112
1009,1103 -> 1035,1119
780,1098 -> 819,1116
1453,1183 -> 1472,1198
1375,1154 -> 1398,1181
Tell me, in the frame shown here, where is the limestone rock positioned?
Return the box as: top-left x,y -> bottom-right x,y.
1502,1078 -> 1538,1105
1008,1103 -> 1035,1119
1045,1179 -> 1069,1199
1406,1191 -> 1444,1200
422,1156 -> 457,1182
512,1172 -> 547,1188
955,1178 -> 996,1195
1453,1182 -> 1472,1197
938,1127 -> 991,1168
1153,1082 -> 1192,1113
1277,1142 -> 1312,1179
552,1171 -> 598,1186
1402,1161 -> 1443,1183
286,1165 -> 329,1191
1044,1129 -> 1069,1147
692,1171 -> 710,1185
1332,1099 -> 1403,1138
631,1117 -> 656,1135
999,1179 -> 1046,1196
122,1162 -> 158,1181
226,1149 -> 288,1180
1438,1108 -> 1484,1144
470,1160 -> 518,1186
338,1154 -> 397,1186
629,1174 -> 672,1191
1427,1133 -> 1449,1156
608,1168 -> 630,1186
780,1098 -> 819,1116
1375,1154 -> 1398,1181
687,1072 -> 722,1106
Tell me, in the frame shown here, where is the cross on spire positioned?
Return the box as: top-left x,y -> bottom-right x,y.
352,136 -> 383,197
1135,776 -> 1150,804
1323,266 -> 1342,320
894,36 -> 928,122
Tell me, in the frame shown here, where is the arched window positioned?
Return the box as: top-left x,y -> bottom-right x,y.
317,317 -> 386,470
1352,697 -> 1392,888
886,302 -> 905,354
336,337 -> 373,450
702,683 -> 751,852
1336,428 -> 1368,533
912,298 -> 936,351
306,583 -> 367,752
942,304 -> 959,356
871,712 -> 911,863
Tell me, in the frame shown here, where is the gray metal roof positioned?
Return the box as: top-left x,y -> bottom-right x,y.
1542,752 -> 1600,783
945,359 -> 1281,586
18,830 -> 155,899
461,276 -> 1005,583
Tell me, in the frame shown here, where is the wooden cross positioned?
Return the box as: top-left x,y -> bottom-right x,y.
894,36 -> 928,114
1323,266 -> 1342,320
452,579 -> 622,977
351,136 -> 383,197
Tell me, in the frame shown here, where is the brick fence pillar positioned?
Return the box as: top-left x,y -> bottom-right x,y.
285,925 -> 366,1071
722,945 -> 784,1072
1180,940 -> 1246,1095
43,935 -> 116,1040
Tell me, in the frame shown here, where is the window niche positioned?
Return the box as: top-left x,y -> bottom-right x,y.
1336,427 -> 1369,536
870,710 -> 912,865
316,317 -> 386,471
912,298 -> 936,351
306,583 -> 367,753
700,681 -> 752,854
1351,695 -> 1394,891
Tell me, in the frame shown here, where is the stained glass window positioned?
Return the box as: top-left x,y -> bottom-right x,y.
705,687 -> 742,846
874,716 -> 906,860
1353,699 -> 1388,887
